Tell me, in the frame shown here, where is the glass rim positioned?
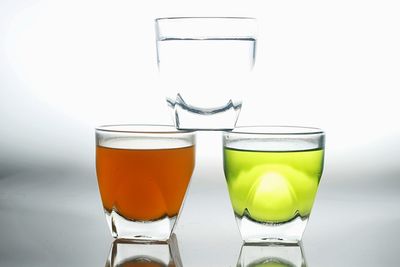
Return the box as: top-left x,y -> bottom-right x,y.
155,16 -> 257,40
155,16 -> 257,22
224,126 -> 324,136
95,124 -> 195,134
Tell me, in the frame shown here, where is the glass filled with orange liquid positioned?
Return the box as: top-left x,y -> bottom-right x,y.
95,125 -> 195,241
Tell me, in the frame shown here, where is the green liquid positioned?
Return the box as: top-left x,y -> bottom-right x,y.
224,147 -> 324,223
249,261 -> 292,267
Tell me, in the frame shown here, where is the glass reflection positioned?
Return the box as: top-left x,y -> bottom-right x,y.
237,242 -> 307,267
105,234 -> 183,267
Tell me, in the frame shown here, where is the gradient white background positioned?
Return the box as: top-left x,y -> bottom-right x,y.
1,0 -> 400,266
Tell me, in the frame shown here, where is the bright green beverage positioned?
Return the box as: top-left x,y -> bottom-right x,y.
224,148 -> 324,223
249,261 -> 292,267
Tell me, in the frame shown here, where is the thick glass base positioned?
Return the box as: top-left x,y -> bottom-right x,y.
236,214 -> 308,244
167,94 -> 242,130
237,242 -> 307,267
105,209 -> 177,242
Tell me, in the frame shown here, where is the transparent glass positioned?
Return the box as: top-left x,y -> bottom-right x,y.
105,234 -> 183,266
223,126 -> 325,244
155,17 -> 257,130
237,243 -> 307,267
96,125 -> 196,242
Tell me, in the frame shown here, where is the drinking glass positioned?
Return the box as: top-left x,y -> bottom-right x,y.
155,17 -> 257,130
96,125 -> 196,241
223,126 -> 325,243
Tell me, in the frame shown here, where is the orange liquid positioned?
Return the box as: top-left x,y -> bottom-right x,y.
96,145 -> 195,221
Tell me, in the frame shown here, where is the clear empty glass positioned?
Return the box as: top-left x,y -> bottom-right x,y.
155,17 -> 257,130
223,126 -> 325,243
96,125 -> 195,241
237,243 -> 307,267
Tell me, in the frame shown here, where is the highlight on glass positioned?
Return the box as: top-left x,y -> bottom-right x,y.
95,125 -> 196,242
223,126 -> 325,243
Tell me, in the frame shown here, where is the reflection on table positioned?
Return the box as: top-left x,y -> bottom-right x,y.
237,242 -> 307,267
105,234 -> 183,267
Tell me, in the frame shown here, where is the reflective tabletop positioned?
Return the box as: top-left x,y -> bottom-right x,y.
1,153 -> 399,267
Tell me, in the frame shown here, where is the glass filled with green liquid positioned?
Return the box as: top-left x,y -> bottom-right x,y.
223,126 -> 325,243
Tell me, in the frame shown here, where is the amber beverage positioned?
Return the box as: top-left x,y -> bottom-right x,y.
95,125 -> 196,241
96,145 -> 195,221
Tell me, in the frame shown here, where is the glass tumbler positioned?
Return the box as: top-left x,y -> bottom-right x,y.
96,125 -> 196,241
223,126 -> 325,243
155,17 -> 257,130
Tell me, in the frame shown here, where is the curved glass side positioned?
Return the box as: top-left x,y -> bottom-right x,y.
167,93 -> 242,130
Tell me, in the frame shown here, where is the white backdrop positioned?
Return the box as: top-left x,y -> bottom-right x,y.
1,0 -> 400,178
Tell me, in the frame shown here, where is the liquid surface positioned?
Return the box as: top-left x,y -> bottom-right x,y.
117,258 -> 169,267
224,148 -> 324,223
249,261 -> 290,267
96,146 -> 195,221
